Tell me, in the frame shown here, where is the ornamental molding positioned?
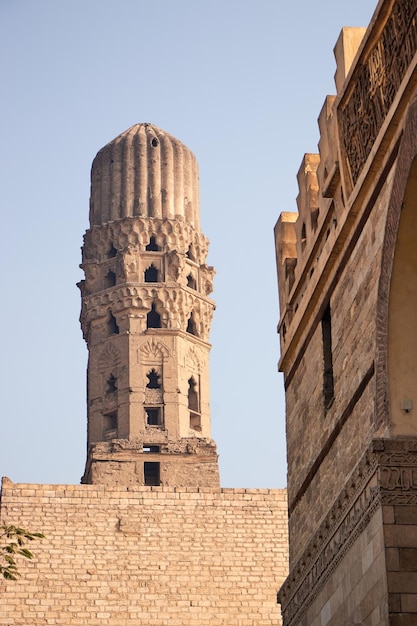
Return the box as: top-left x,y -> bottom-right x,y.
98,344 -> 122,372
139,338 -> 171,361
377,439 -> 417,501
278,444 -> 379,625
339,0 -> 417,187
184,347 -> 201,373
80,284 -> 215,341
278,438 -> 417,626
82,216 -> 210,265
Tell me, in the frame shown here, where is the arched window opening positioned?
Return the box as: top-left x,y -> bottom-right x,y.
104,270 -> 116,289
186,244 -> 195,261
146,368 -> 161,389
147,303 -> 161,329
108,312 -> 119,335
186,313 -> 198,336
144,264 -> 159,282
107,244 -> 118,259
146,236 -> 160,251
145,407 -> 163,426
103,411 -> 117,439
186,273 -> 197,290
188,377 -> 199,412
106,374 -> 117,394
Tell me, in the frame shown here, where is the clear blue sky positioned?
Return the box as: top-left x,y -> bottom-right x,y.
1,0 -> 376,488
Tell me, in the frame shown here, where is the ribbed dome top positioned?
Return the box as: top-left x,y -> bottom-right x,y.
89,123 -> 200,229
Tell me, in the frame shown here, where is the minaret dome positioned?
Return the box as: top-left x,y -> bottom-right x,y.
89,123 -> 200,229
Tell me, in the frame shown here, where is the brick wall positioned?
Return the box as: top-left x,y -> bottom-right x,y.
0,478 -> 288,625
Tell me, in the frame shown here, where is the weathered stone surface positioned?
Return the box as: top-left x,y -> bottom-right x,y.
80,124 -> 218,488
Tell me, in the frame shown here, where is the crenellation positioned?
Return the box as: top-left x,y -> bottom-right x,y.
317,96 -> 339,199
333,27 -> 367,96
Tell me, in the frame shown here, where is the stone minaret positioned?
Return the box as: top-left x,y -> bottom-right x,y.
78,123 -> 219,488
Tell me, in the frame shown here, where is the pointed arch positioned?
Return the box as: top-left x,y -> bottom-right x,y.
187,376 -> 199,412
146,235 -> 160,251
186,312 -> 198,336
144,263 -> 159,282
376,95 -> 417,432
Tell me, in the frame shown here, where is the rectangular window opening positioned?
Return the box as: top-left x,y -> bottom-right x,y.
145,407 -> 163,426
103,412 -> 118,439
189,412 -> 201,431
322,304 -> 335,411
143,445 -> 160,453
144,462 -> 160,486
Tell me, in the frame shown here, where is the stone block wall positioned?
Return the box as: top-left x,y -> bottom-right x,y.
0,479 -> 288,625
284,161 -> 396,563
384,504 -> 417,622
300,507 -> 388,626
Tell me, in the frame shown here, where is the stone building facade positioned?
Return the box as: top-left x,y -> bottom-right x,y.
275,0 -> 417,624
0,123 -> 288,625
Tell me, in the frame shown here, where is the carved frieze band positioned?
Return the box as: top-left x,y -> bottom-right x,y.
82,216 -> 210,265
278,439 -> 417,626
278,446 -> 379,625
340,0 -> 417,186
377,439 -> 417,505
79,284 -> 215,342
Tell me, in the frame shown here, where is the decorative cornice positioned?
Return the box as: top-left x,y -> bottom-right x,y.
79,283 -> 215,342
88,437 -> 218,456
82,216 -> 211,265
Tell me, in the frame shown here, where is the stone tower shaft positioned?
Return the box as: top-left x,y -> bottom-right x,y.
79,123 -> 219,488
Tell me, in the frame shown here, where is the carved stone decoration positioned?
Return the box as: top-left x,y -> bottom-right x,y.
98,344 -> 122,372
378,439 -> 417,499
139,339 -> 170,362
185,347 -> 200,373
82,217 -> 210,265
120,244 -> 139,281
200,264 -> 215,296
278,444 -> 379,626
82,262 -> 100,293
166,250 -> 184,282
278,438 -> 417,625
339,0 -> 417,186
